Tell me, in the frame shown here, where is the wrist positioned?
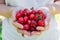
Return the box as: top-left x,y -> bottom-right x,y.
0,4 -> 13,18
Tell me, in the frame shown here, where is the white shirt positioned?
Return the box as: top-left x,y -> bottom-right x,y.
2,0 -> 60,40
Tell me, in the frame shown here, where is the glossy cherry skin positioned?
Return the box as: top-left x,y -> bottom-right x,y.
23,24 -> 29,30
18,17 -> 24,24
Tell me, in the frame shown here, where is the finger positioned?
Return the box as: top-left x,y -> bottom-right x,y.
17,29 -> 30,36
23,30 -> 31,36
36,21 -> 49,31
12,21 -> 23,29
31,31 -> 41,36
36,26 -> 49,31
44,21 -> 50,31
44,25 -> 49,31
15,22 -> 23,29
17,29 -> 24,34
36,26 -> 45,31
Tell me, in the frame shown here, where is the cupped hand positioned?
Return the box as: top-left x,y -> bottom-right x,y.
30,7 -> 51,36
30,21 -> 49,36
12,9 -> 31,36
12,7 -> 51,36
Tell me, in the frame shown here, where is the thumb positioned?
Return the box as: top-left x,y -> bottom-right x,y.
12,21 -> 23,29
36,21 -> 49,31
36,26 -> 45,31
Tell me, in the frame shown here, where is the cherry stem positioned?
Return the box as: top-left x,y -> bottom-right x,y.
22,34 -> 24,37
30,7 -> 34,10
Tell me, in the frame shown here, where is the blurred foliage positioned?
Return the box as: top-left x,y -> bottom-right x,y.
0,24 -> 2,40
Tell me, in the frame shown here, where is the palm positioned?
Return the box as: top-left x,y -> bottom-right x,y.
12,7 -> 51,36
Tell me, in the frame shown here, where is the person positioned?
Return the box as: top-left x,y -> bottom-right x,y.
0,0 -> 60,40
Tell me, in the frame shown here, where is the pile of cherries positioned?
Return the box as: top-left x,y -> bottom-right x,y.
16,8 -> 46,32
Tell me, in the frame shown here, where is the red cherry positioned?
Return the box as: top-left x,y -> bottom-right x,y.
27,20 -> 31,25
30,27 -> 35,31
38,20 -> 45,26
23,24 -> 29,30
34,14 -> 39,21
19,10 -> 24,15
31,9 -> 36,14
24,9 -> 30,15
31,20 -> 37,28
37,10 -> 43,14
18,17 -> 24,24
24,16 -> 28,22
42,15 -> 46,20
24,9 -> 28,11
29,14 -> 35,19
16,13 -> 21,19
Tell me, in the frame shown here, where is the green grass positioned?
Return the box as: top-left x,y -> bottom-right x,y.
0,24 -> 2,40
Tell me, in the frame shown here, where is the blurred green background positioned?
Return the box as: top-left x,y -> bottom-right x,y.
0,16 -> 3,40
0,24 -> 2,40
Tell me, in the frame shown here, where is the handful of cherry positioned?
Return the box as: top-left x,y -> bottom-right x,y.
16,8 -> 46,32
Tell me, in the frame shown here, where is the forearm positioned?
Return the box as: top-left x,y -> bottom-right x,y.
0,4 -> 13,18
48,1 -> 60,15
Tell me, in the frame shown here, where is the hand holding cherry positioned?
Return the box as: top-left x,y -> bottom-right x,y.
15,7 -> 49,36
